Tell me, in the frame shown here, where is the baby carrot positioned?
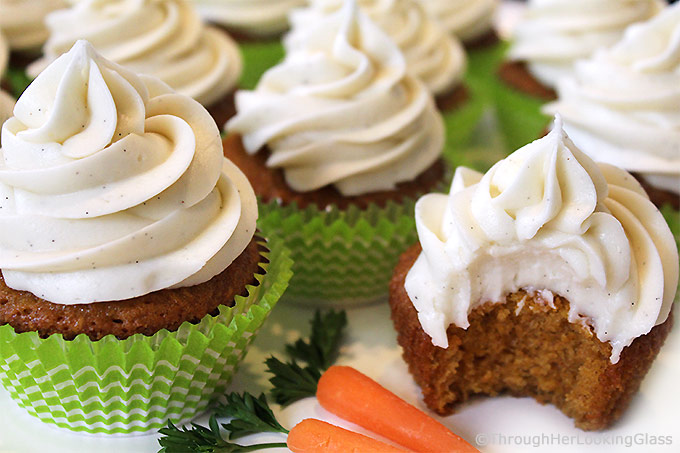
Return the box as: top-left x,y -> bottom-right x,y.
287,418 -> 409,453
316,366 -> 479,453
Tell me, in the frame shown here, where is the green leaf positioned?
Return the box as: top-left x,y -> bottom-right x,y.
266,356 -> 322,406
285,310 -> 348,370
216,393 -> 289,440
157,416 -> 287,453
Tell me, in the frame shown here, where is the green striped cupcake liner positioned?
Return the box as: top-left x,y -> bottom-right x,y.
0,237 -> 293,435
257,178 -> 448,307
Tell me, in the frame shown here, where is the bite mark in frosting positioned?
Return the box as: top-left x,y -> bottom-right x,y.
228,0 -> 444,197
544,4 -> 680,194
29,0 -> 242,108
405,116 -> 678,363
0,41 -> 257,305
289,0 -> 466,97
508,0 -> 664,88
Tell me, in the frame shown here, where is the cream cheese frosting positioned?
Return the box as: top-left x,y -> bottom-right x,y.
0,41 -> 257,305
0,0 -> 66,50
227,0 -> 444,197
288,0 -> 466,97
544,4 -> 680,195
193,0 -> 306,37
405,117 -> 678,363
415,0 -> 498,42
508,0 -> 664,88
28,0 -> 242,108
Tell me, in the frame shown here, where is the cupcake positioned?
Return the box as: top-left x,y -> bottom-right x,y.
0,40 -> 291,434
414,0 -> 499,47
226,0 -> 447,305
501,0 -> 663,99
0,0 -> 66,65
390,116 -> 678,430
544,4 -> 680,209
28,0 -> 243,126
193,0 -> 306,39
288,0 -> 467,110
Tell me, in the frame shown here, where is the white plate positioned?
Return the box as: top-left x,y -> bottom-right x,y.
1,300 -> 679,453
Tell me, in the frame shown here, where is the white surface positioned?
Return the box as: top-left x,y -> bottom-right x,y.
1,300 -> 679,453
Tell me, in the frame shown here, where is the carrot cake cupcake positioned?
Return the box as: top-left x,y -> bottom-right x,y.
28,0 -> 243,126
545,4 -> 680,209
415,0 -> 499,47
390,116 -> 678,430
193,0 -> 306,39
501,0 -> 663,99
289,0 -> 467,110
0,40 -> 290,434
226,0 -> 447,304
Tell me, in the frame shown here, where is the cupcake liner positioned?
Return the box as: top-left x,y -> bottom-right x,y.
0,237 -> 293,435
257,177 -> 448,307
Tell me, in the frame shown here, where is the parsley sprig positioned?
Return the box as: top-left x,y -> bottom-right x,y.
157,309 -> 347,452
158,415 -> 287,453
215,393 -> 289,440
266,310 -> 348,406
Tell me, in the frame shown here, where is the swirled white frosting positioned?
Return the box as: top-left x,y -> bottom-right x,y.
415,0 -> 498,42
289,0 -> 466,97
508,0 -> 664,88
29,0 -> 242,108
227,1 -> 444,196
0,0 -> 66,50
0,41 -> 257,305
545,4 -> 680,195
405,117 -> 678,363
193,0 -> 305,37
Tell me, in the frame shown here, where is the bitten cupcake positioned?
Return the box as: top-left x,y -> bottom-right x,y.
226,0 -> 447,305
545,4 -> 680,209
193,0 -> 306,39
414,0 -> 499,47
28,0 -> 243,126
288,0 -> 467,110
390,116 -> 678,430
0,0 -> 66,56
0,40 -> 291,434
501,0 -> 663,99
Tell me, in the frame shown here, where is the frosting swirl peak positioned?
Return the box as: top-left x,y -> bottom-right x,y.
544,3 -> 680,194
228,0 -> 444,196
405,117 -> 678,363
0,41 -> 257,304
508,0 -> 663,88
29,0 -> 242,108
289,0 -> 466,97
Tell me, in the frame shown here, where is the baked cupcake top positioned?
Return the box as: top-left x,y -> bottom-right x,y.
193,0 -> 306,37
227,0 -> 444,197
0,40 -> 257,305
414,0 -> 498,43
28,0 -> 242,108
405,116 -> 678,363
288,0 -> 466,97
545,4 -> 680,195
0,0 -> 66,50
508,0 -> 663,88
